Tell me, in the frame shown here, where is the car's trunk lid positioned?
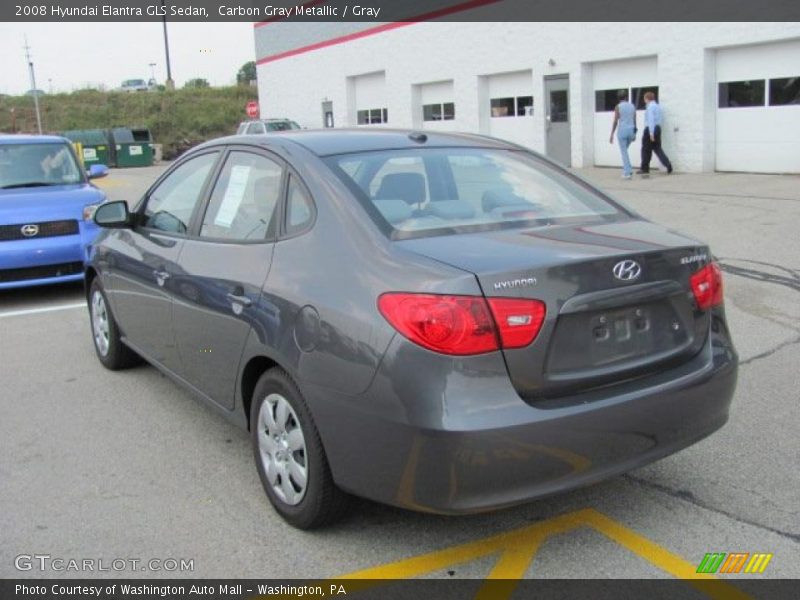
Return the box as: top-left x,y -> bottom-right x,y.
397,218 -> 713,399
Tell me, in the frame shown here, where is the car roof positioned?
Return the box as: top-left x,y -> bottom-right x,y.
203,128 -> 523,157
0,134 -> 70,145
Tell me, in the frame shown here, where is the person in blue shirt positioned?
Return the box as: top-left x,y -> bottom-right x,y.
609,90 -> 637,179
638,91 -> 673,175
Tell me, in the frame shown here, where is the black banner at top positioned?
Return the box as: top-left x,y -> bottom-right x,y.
3,0 -> 800,22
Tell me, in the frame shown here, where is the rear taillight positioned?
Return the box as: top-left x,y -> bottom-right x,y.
377,293 -> 546,355
690,262 -> 723,310
487,297 -> 547,349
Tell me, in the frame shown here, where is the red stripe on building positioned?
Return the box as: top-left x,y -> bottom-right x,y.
255,0 -> 503,64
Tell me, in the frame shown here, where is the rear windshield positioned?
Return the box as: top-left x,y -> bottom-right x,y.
0,142 -> 84,189
325,148 -> 625,239
266,121 -> 301,132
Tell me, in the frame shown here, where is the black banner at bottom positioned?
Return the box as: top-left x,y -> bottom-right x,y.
2,579 -> 798,600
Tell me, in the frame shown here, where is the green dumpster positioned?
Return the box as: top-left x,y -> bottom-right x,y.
61,129 -> 113,167
110,127 -> 154,168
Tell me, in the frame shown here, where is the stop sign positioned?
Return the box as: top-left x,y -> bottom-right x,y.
246,100 -> 259,119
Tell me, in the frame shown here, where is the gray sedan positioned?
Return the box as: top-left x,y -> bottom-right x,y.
86,129 -> 737,528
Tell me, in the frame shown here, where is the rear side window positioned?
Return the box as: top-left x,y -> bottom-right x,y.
143,152 -> 218,234
285,176 -> 314,236
326,148 -> 623,239
200,151 -> 283,241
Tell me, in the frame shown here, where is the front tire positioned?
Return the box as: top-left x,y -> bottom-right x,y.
89,278 -> 140,370
251,368 -> 348,529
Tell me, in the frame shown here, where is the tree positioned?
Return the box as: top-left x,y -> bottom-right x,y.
236,61 -> 257,85
184,78 -> 210,89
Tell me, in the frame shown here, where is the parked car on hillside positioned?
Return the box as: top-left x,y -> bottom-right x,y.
86,129 -> 737,529
236,118 -> 302,135
0,135 -> 108,289
120,79 -> 149,92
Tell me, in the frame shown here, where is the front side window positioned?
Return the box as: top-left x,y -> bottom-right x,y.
142,152 -> 218,234
718,80 -> 765,108
200,151 -> 283,241
326,148 -> 624,239
0,143 -> 83,189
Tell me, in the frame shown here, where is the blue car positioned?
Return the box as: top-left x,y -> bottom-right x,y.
0,135 -> 108,289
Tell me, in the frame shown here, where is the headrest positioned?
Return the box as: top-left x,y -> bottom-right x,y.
375,172 -> 426,205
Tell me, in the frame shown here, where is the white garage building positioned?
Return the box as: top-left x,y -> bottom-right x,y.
254,22 -> 800,173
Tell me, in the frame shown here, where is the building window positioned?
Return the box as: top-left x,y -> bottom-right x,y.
595,87 -> 658,111
490,96 -> 533,117
718,80 -> 765,108
357,108 -> 388,125
595,89 -> 628,112
516,96 -> 533,116
422,102 -> 455,121
769,77 -> 800,106
549,90 -> 569,122
631,86 -> 659,109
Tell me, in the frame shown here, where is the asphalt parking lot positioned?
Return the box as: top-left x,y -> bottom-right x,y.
1,164 -> 798,585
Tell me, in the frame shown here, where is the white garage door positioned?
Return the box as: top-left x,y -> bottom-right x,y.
350,71 -> 387,126
417,80 -> 456,132
486,70 -> 534,149
716,40 -> 800,173
593,57 -> 658,168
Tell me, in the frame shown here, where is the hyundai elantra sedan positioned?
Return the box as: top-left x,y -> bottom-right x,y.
87,129 -> 737,528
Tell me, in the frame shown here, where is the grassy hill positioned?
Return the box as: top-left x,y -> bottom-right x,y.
0,86 -> 258,159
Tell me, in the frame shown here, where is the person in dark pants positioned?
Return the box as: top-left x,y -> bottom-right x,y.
637,91 -> 673,175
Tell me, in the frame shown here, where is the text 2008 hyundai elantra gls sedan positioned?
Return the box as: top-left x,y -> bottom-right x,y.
86,129 -> 737,528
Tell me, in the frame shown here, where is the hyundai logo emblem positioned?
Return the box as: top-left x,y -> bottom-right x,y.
612,259 -> 642,281
20,224 -> 39,237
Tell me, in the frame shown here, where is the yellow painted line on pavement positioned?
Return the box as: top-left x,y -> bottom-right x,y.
336,508 -> 752,600
93,178 -> 123,189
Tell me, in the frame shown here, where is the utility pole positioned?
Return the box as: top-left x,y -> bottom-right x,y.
23,36 -> 43,134
161,0 -> 174,90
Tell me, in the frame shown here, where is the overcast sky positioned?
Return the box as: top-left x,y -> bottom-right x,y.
0,22 -> 256,94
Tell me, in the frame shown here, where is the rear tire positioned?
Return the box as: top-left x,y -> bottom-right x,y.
89,278 -> 140,370
250,368 -> 349,529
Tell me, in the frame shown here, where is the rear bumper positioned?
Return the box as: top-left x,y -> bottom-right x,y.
0,228 -> 96,290
304,318 -> 737,514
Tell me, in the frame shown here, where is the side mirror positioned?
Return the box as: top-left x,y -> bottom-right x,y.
87,164 -> 109,179
94,201 -> 130,228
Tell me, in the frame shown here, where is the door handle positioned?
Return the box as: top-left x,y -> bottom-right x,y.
153,270 -> 170,287
226,293 -> 252,308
